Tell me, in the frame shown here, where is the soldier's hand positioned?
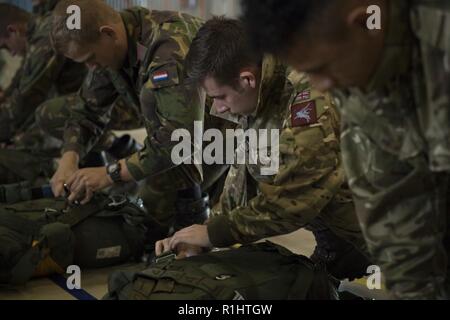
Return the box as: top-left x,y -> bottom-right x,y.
155,238 -> 203,260
51,151 -> 80,197
155,237 -> 172,256
66,167 -> 113,204
169,225 -> 212,250
175,243 -> 203,260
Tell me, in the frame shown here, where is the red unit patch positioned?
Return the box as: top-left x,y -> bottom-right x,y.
291,101 -> 318,127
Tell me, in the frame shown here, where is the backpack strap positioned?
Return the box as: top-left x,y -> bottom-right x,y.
9,246 -> 42,285
57,200 -> 103,227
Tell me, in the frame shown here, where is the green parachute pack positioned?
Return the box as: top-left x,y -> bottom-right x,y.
104,241 -> 339,300
0,191 -> 166,286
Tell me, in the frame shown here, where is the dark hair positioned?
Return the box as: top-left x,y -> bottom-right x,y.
240,0 -> 334,55
185,16 -> 261,87
0,4 -> 31,38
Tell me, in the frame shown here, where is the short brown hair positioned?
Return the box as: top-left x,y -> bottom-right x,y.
185,16 -> 261,88
0,4 -> 31,38
50,0 -> 121,53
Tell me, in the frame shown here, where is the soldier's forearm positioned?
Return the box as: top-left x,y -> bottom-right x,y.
60,151 -> 80,167
119,159 -> 135,182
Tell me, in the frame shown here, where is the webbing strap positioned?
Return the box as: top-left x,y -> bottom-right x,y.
57,200 -> 103,227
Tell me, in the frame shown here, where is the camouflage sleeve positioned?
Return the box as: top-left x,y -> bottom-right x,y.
0,42 -> 64,142
125,47 -> 204,186
207,97 -> 345,247
61,69 -> 119,158
1,61 -> 23,96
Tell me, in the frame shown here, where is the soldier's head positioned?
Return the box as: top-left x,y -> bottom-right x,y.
241,0 -> 387,91
0,4 -> 31,57
186,17 -> 263,116
51,0 -> 128,71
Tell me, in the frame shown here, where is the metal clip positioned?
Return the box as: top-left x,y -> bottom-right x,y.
215,275 -> 232,281
154,251 -> 176,264
106,194 -> 128,209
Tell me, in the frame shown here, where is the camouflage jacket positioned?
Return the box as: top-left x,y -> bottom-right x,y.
207,56 -> 357,247
336,0 -> 450,298
33,0 -> 61,16
0,12 -> 86,143
62,8 -> 205,187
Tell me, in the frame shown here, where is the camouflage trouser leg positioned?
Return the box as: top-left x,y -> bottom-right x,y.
0,148 -> 55,185
36,94 -> 143,152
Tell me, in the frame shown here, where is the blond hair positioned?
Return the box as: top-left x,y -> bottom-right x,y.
51,0 -> 122,53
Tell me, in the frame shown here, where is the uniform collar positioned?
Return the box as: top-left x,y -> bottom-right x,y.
364,0 -> 414,92
26,17 -> 37,43
120,9 -> 143,70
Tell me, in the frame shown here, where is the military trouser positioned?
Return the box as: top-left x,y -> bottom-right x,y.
36,93 -> 144,153
0,123 -> 61,185
0,148 -> 55,185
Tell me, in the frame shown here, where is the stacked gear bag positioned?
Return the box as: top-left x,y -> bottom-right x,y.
0,186 -> 167,286
104,241 -> 339,300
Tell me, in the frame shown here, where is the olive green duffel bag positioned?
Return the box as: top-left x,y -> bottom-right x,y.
104,241 -> 339,300
0,193 -> 164,286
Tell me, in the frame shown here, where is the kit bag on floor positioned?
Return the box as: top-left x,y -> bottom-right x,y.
0,193 -> 154,285
104,241 -> 339,300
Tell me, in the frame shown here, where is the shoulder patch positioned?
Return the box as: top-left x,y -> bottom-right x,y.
291,100 -> 318,127
293,89 -> 311,103
152,70 -> 170,82
146,62 -> 180,89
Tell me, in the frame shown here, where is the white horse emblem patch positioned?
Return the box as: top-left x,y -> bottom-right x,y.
291,101 -> 317,127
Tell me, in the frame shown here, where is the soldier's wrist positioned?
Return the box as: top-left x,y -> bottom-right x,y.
61,151 -> 80,166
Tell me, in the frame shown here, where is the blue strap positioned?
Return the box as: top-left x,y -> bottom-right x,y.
48,274 -> 97,301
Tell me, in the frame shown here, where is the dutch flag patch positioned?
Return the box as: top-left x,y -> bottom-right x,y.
152,71 -> 169,82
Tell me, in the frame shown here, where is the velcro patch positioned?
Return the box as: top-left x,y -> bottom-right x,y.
291,101 -> 318,127
146,62 -> 180,89
152,71 -> 170,82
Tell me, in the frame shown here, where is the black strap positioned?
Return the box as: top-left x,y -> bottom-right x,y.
57,200 -> 103,227
9,246 -> 41,285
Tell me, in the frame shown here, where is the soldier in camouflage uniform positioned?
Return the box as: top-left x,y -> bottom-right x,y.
0,3 -> 86,184
241,0 -> 450,299
157,18 -> 370,279
29,0 -> 144,166
48,0 -> 232,228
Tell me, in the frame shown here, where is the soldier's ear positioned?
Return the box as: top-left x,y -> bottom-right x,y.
99,26 -> 118,40
6,25 -> 18,36
239,71 -> 257,90
346,6 -> 370,32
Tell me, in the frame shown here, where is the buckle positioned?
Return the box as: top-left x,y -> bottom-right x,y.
154,251 -> 176,264
106,194 -> 128,209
